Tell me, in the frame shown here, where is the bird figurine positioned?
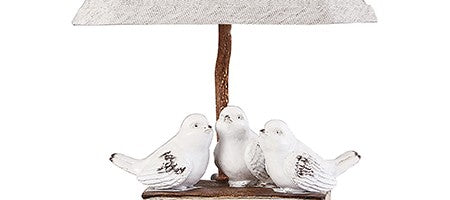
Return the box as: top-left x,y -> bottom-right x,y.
109,113 -> 213,191
259,120 -> 361,194
214,106 -> 273,187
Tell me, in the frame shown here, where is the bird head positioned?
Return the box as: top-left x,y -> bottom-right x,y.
259,119 -> 296,152
216,106 -> 250,138
178,114 -> 213,145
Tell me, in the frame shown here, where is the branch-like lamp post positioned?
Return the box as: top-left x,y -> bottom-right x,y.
215,24 -> 232,122
214,24 -> 232,181
73,0 -> 377,196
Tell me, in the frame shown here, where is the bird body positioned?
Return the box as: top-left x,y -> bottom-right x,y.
259,120 -> 360,193
214,133 -> 256,181
110,114 -> 213,191
262,147 -> 294,189
214,106 -> 272,187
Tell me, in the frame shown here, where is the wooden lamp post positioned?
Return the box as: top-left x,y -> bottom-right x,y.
214,24 -> 232,181
73,0 -> 376,198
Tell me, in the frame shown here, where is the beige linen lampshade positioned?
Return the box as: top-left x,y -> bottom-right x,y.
73,0 -> 376,25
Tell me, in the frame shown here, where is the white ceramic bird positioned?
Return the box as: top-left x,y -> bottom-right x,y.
110,114 -> 213,191
214,106 -> 272,187
259,120 -> 361,194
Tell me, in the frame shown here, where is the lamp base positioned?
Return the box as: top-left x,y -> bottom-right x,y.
142,180 -> 329,200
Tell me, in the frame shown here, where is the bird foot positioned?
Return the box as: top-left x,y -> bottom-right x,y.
272,188 -> 308,194
254,181 -> 277,188
145,186 -> 200,192
228,180 -> 252,187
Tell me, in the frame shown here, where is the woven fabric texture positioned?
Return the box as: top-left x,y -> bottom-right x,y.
73,0 -> 376,25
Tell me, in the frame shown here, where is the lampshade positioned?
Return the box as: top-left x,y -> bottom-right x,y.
73,0 -> 376,25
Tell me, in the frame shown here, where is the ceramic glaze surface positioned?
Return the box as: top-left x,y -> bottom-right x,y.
259,120 -> 360,193
110,114 -> 213,190
214,106 -> 272,187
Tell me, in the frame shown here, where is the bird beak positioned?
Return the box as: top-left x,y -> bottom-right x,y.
260,129 -> 267,136
224,115 -> 233,123
205,125 -> 213,134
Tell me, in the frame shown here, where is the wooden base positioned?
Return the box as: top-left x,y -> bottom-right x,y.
142,180 -> 329,200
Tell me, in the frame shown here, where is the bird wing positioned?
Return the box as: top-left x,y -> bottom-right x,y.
213,142 -> 221,169
244,139 -> 272,182
137,147 -> 192,189
284,151 -> 337,193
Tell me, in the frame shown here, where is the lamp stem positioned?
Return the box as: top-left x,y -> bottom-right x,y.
214,24 -> 231,182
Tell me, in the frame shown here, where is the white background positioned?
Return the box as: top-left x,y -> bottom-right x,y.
1,0 -> 449,200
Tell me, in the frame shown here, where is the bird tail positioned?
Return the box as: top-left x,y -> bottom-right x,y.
333,151 -> 361,176
110,153 -> 139,175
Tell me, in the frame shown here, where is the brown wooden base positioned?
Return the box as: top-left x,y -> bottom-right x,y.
142,180 -> 329,200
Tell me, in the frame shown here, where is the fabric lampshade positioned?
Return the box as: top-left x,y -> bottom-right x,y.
73,0 -> 376,25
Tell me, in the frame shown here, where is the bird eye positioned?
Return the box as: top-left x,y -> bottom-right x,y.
193,123 -> 199,128
237,115 -> 243,120
276,130 -> 283,135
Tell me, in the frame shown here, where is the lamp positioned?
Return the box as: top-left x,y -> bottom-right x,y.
73,0 -> 376,199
